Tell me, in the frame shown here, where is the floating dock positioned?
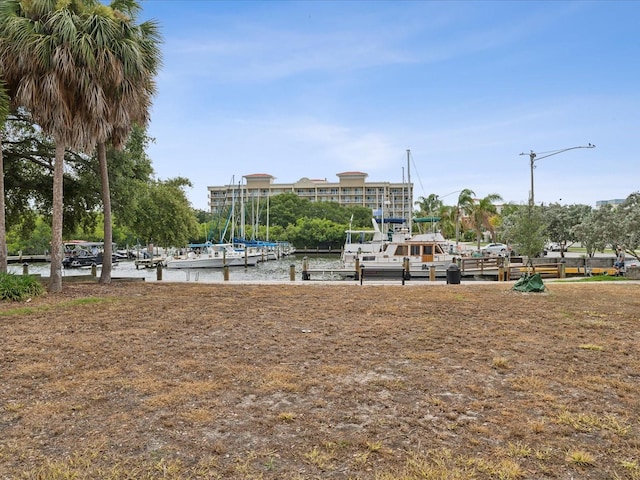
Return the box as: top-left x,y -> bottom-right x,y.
134,257 -> 165,269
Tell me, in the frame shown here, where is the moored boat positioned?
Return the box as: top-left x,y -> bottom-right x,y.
63,241 -> 119,269
164,242 -> 260,269
339,220 -> 457,278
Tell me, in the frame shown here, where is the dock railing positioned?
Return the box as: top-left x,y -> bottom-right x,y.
460,257 -> 503,275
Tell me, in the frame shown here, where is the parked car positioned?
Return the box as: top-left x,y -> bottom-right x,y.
545,242 -> 562,252
481,243 -> 510,256
624,256 -> 639,268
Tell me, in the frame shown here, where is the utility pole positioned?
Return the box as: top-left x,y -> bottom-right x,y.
520,144 -> 596,207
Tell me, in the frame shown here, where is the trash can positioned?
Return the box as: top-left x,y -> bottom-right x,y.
446,262 -> 461,284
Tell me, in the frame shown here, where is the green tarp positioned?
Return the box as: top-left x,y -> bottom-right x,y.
512,273 -> 545,292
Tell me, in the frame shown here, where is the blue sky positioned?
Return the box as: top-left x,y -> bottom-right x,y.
139,0 -> 639,211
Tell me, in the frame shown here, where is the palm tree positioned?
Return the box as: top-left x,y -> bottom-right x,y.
468,193 -> 503,250
0,81 -> 9,273
0,0 -> 161,290
414,193 -> 442,233
85,1 -> 161,284
455,189 -> 475,246
415,193 -> 442,217
437,204 -> 456,239
0,0 -> 104,291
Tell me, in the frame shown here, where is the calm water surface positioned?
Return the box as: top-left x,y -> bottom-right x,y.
10,255 -> 344,283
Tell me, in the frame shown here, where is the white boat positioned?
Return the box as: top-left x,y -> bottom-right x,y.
340,219 -> 458,278
164,243 -> 260,269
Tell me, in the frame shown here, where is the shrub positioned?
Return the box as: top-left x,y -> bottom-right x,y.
0,273 -> 45,301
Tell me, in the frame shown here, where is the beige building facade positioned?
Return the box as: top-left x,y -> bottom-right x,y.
208,172 -> 413,220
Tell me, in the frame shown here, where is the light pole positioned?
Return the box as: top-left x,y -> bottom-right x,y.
520,144 -> 595,207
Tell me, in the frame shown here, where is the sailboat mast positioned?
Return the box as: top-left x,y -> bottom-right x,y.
240,179 -> 245,240
406,149 -> 412,232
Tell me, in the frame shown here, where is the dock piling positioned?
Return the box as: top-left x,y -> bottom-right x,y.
156,262 -> 163,281
22,262 -> 29,276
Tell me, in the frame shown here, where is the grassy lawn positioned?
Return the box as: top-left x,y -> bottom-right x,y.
1,281 -> 639,479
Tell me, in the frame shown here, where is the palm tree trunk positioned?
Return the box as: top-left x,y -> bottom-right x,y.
49,141 -> 65,292
0,133 -> 7,273
98,142 -> 112,284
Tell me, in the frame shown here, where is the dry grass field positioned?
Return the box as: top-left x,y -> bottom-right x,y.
0,280 -> 639,479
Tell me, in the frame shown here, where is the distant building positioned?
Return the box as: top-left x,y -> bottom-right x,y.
596,199 -> 625,208
208,172 -> 413,220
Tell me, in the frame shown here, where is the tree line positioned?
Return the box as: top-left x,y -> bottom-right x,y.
0,0 -> 162,291
416,191 -> 640,260
1,1 -> 637,296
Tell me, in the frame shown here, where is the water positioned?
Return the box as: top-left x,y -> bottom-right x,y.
10,255 -> 344,283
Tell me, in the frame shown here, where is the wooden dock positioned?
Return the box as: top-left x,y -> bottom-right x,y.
304,256 -> 618,282
134,257 -> 165,269
8,254 -> 50,264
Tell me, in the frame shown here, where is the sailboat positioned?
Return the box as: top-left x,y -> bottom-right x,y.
164,241 -> 260,269
165,178 -> 262,269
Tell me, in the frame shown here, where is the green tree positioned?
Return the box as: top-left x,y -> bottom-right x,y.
436,204 -> 456,239
571,205 -> 613,258
0,0 -> 160,291
544,203 -> 592,257
107,124 -> 155,224
194,209 -> 211,224
609,193 -> 640,259
468,193 -> 503,249
285,218 -> 345,249
505,205 -> 546,263
414,193 -> 444,234
0,81 -> 8,272
267,193 -> 311,228
0,0 -> 98,291
415,193 -> 442,218
90,0 -> 161,285
455,189 -> 475,246
6,215 -> 52,255
2,115 -> 155,243
345,205 -> 375,228
130,178 -> 199,248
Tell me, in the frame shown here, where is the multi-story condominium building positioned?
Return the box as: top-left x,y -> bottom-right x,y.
208,172 -> 413,221
596,199 -> 625,208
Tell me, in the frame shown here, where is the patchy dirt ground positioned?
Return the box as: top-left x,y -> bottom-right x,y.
0,280 -> 639,479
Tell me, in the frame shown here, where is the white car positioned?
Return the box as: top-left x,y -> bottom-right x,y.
624,256 -> 639,268
481,243 -> 510,256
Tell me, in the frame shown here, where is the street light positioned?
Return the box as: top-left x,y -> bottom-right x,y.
520,144 -> 595,207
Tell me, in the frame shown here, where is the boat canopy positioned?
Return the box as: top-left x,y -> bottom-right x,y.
413,216 -> 441,223
374,218 -> 406,224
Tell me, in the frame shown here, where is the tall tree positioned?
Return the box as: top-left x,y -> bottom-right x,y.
0,0 -> 161,290
436,204 -> 456,239
571,205 -> 613,258
415,193 -> 442,217
455,189 -> 475,246
544,203 -> 592,257
505,205 -> 546,264
0,81 -> 9,273
0,0 -> 102,291
468,193 -> 503,249
130,178 -> 200,248
610,192 -> 640,260
86,0 -> 161,284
